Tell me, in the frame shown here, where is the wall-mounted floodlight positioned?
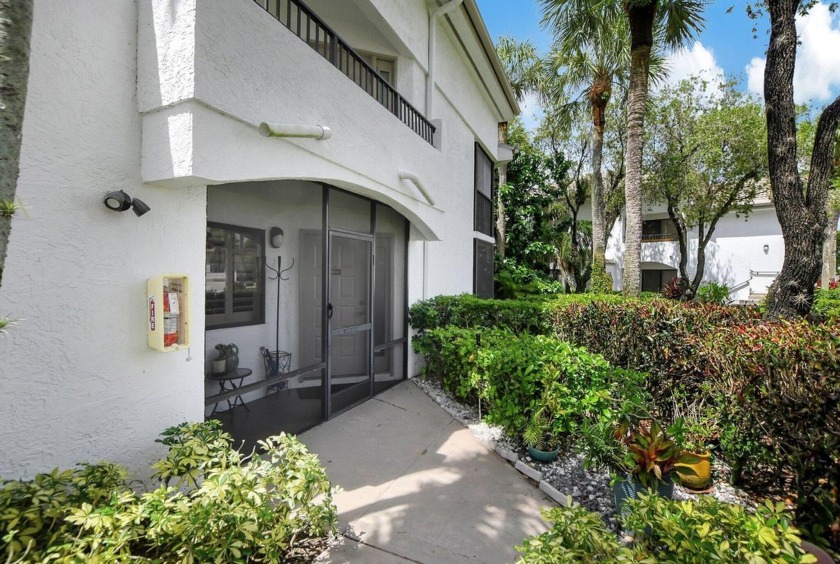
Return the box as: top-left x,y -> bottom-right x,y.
258,122 -> 332,140
103,190 -> 150,217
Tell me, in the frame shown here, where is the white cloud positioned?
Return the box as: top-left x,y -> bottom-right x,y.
518,91 -> 544,132
746,2 -> 840,103
664,41 -> 725,88
746,57 -> 766,96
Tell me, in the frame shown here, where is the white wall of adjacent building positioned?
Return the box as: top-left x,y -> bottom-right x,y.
604,204 -> 785,300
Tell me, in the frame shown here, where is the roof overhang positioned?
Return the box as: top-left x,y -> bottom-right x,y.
439,0 -> 520,121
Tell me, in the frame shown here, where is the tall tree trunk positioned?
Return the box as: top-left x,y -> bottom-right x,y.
590,78 -> 613,293
622,2 -> 656,297
0,0 -> 34,287
823,209 -> 840,287
496,164 -> 507,258
764,0 -> 840,318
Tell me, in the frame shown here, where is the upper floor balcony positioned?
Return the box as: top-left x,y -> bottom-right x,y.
252,0 -> 435,145
641,219 -> 677,243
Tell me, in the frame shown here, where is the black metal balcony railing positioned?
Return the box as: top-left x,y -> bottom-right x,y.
253,0 -> 436,145
641,233 -> 678,242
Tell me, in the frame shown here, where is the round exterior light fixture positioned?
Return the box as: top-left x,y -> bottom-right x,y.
763,244 -> 769,254
104,190 -> 132,212
104,190 -> 150,217
269,227 -> 284,248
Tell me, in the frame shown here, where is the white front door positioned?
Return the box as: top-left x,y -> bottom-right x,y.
328,232 -> 372,413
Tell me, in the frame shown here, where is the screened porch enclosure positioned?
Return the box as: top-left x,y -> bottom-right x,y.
204,182 -> 408,448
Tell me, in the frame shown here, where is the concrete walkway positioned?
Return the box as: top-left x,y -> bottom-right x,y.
300,380 -> 553,563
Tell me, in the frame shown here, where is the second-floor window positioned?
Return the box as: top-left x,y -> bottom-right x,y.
474,144 -> 493,236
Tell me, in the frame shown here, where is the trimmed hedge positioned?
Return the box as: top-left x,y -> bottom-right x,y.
409,294 -> 554,335
413,327 -> 648,444
410,293 -> 840,545
703,321 -> 840,539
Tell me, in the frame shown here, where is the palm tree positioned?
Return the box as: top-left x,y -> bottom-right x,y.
540,1 -> 628,293
621,0 -> 704,296
0,1 -> 34,287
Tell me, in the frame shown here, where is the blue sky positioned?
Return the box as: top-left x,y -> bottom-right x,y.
475,0 -> 840,112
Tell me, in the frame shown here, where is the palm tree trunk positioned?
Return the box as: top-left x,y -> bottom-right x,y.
822,210 -> 839,287
764,1 -> 840,317
496,164 -> 507,258
622,2 -> 656,297
0,0 -> 34,287
590,85 -> 612,293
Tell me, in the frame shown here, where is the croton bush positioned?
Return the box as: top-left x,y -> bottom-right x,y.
703,321 -> 840,543
0,421 -> 337,562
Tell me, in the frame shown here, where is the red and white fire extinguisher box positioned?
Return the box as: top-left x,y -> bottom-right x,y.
147,274 -> 190,352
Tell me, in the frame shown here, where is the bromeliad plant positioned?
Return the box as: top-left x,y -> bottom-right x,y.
619,420 -> 699,488
580,417 -> 698,487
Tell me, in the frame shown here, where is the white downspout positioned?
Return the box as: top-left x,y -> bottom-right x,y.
423,0 -> 463,300
426,0 -> 464,117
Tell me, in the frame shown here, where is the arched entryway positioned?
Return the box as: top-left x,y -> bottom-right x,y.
204,181 -> 409,447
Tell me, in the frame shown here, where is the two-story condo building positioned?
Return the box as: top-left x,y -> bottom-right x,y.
0,0 -> 517,478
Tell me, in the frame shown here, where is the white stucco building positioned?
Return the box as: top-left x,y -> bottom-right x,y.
604,198 -> 784,301
0,0 -> 517,478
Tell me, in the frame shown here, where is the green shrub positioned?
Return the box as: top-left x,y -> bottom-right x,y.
409,294 -> 554,335
413,327 -> 648,445
517,496 -> 817,563
696,281 -> 732,305
0,421 -> 337,562
494,259 -> 566,298
813,288 -> 840,321
703,321 -> 840,543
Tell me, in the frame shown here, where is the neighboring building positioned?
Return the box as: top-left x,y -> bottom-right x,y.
604,198 -> 784,301
0,0 -> 517,478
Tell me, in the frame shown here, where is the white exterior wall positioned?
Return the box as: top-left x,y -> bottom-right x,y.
604,204 -> 784,300
0,1 -> 206,479
2,0 -> 514,477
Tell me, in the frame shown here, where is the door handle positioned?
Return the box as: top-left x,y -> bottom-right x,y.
327,302 -> 334,319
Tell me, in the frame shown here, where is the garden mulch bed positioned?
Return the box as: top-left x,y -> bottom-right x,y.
412,375 -> 759,532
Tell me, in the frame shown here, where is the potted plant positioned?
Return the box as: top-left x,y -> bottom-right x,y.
212,344 -> 228,374
580,418 -> 698,514
670,406 -> 717,491
523,407 -> 562,463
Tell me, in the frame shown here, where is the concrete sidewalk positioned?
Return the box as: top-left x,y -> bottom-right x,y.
300,380 -> 553,563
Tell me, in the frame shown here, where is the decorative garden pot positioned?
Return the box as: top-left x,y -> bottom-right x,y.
527,446 -> 560,463
677,451 -> 712,491
612,475 -> 674,515
212,359 -> 227,375
224,344 -> 239,373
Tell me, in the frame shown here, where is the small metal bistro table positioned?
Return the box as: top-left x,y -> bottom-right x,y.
207,368 -> 252,416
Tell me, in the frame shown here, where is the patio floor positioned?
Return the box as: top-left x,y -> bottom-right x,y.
300,380 -> 553,563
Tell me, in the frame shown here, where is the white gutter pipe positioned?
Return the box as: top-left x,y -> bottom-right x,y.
258,122 -> 332,140
399,171 -> 436,206
426,0 -> 464,117
423,0 -> 463,300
